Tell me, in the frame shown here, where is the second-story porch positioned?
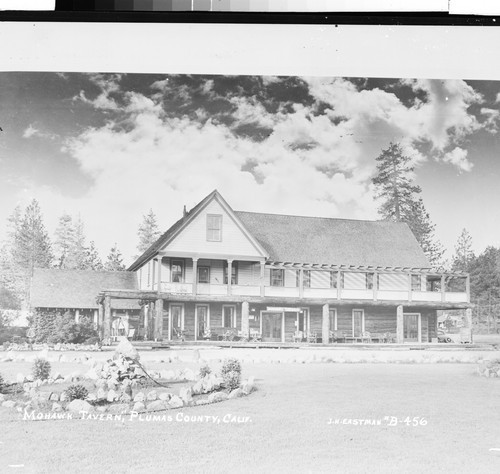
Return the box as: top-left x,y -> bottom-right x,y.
138,254 -> 470,305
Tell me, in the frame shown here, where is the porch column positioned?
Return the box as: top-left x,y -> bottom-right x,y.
156,256 -> 162,293
373,272 -> 378,301
93,309 -> 98,326
396,305 -> 404,343
299,269 -> 304,299
75,309 -> 80,324
337,271 -> 341,300
260,261 -> 265,297
143,304 -> 149,340
465,307 -> 473,343
227,259 -> 233,296
155,298 -> 164,341
103,296 -> 112,341
241,301 -> 250,339
98,303 -> 104,338
465,275 -> 470,303
441,274 -> 446,302
407,273 -> 412,302
192,258 -> 198,295
322,303 -> 330,344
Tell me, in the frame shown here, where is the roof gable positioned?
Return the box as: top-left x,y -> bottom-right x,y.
235,211 -> 431,269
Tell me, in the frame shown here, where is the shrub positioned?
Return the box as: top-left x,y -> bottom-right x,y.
0,373 -> 4,393
32,358 -> 51,380
65,384 -> 89,401
33,310 -> 99,344
84,336 -> 101,346
222,370 -> 241,392
220,358 -> 242,377
199,365 -> 212,378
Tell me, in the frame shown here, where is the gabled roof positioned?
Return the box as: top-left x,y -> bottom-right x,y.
128,190 -> 268,271
235,211 -> 431,269
30,269 -> 140,310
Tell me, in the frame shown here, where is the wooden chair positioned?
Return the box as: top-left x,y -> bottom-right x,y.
173,328 -> 186,341
359,331 -> 372,343
292,331 -> 304,343
330,330 -> 346,343
307,332 -> 317,343
222,329 -> 236,341
384,333 -> 397,343
250,329 -> 262,342
238,330 -> 249,342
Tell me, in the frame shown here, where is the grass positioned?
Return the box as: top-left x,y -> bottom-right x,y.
1,360 -> 500,473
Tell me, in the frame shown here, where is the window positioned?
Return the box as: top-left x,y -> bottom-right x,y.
329,309 -> 337,331
270,269 -> 284,287
352,309 -> 364,337
411,274 -> 421,291
295,270 -> 311,288
198,266 -> 210,284
365,273 -> 374,290
206,214 -> 222,241
222,305 -> 236,328
171,260 -> 184,283
223,261 -> 238,285
330,271 -> 338,289
426,275 -> 441,292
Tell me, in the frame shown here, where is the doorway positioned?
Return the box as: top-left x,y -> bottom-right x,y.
261,311 -> 283,342
403,313 -> 421,342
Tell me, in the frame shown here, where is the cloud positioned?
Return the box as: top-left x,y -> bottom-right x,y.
23,124 -> 57,140
442,147 -> 473,172
73,73 -> 122,111
480,107 -> 500,133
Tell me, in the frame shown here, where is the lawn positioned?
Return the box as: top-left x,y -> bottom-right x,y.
1,358 -> 500,473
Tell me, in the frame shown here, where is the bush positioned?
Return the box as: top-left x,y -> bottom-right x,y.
220,358 -> 242,377
65,384 -> 89,401
0,373 -> 4,393
32,358 -> 51,380
222,370 -> 241,392
32,310 -> 99,344
199,365 -> 212,378
84,336 -> 101,346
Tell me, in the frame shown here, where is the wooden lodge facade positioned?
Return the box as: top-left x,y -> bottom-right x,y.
89,190 -> 472,345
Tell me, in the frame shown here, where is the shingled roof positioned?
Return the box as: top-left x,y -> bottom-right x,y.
234,211 -> 431,269
30,269 -> 140,310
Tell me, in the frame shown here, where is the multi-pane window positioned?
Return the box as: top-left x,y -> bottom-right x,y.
171,260 -> 184,283
223,262 -> 238,285
198,266 -> 210,284
365,272 -> 374,290
411,274 -> 421,291
295,270 -> 311,288
271,269 -> 284,287
206,214 -> 222,242
222,305 -> 236,328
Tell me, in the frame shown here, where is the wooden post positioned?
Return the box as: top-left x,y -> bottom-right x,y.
155,298 -> 164,341
337,271 -> 341,300
156,256 -> 162,293
98,303 -> 104,338
75,309 -> 80,324
143,304 -> 149,340
192,258 -> 198,295
93,309 -> 98,326
227,260 -> 233,296
396,305 -> 404,344
299,269 -> 304,299
322,303 -> 330,344
103,296 -> 112,341
407,273 -> 412,302
241,301 -> 250,339
373,272 -> 378,301
441,274 -> 446,302
466,275 -> 470,303
465,307 -> 473,343
260,262 -> 265,297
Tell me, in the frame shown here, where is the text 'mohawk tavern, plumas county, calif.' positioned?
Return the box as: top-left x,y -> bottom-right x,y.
30,190 -> 472,345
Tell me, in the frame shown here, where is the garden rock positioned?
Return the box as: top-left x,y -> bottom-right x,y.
168,396 -> 184,408
134,392 -> 145,402
107,390 -> 118,402
195,399 -> 210,406
87,393 -> 97,402
228,388 -> 244,399
52,402 -> 63,412
133,401 -> 145,412
96,388 -> 107,400
159,392 -> 171,401
114,338 -> 139,361
191,381 -> 203,395
59,392 -> 69,402
38,392 -> 52,402
242,382 -> 256,395
0,394 -> 5,402
67,399 -> 94,413
147,400 -> 168,411
208,392 -> 229,403
119,392 -> 132,403
49,393 -> 59,402
146,390 -> 158,401
16,373 -> 26,383
2,400 -> 16,408
108,403 -> 130,415
179,387 -> 193,403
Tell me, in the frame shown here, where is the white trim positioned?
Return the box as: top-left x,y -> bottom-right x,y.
351,308 -> 365,337
329,308 -> 338,331
222,304 -> 237,328
195,304 -> 210,341
403,312 -> 422,343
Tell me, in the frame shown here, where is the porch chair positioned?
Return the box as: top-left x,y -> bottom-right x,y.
330,330 -> 346,343
384,333 -> 397,343
222,329 -> 236,342
127,328 -> 136,341
292,330 -> 304,343
359,331 -> 372,343
173,328 -> 186,342
237,330 -> 249,342
202,328 -> 212,340
250,329 -> 262,342
307,332 -> 318,343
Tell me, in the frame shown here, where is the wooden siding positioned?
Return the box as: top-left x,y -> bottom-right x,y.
164,199 -> 263,258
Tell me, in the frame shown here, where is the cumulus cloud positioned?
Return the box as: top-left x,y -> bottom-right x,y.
442,147 -> 473,172
23,124 -> 57,140
73,73 -> 122,110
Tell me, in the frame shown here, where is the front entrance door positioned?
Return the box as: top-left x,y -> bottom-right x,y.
169,304 -> 184,339
195,305 -> 209,340
261,312 -> 283,342
404,313 -> 420,342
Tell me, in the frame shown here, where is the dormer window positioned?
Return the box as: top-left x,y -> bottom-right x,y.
207,214 -> 222,242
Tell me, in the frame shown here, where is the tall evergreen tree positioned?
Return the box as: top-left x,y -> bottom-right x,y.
54,213 -> 75,268
372,142 -> 444,266
83,241 -> 104,271
137,209 -> 161,254
104,243 -> 126,271
452,228 -> 475,272
13,199 -> 53,275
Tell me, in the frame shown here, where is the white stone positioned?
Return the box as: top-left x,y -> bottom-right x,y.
107,389 -> 118,402
52,402 -> 63,412
228,388 -> 244,399
133,392 -> 145,402
67,399 -> 94,413
2,400 -> 16,408
133,401 -> 145,412
208,392 -> 229,403
168,395 -> 184,408
49,393 -> 59,402
16,373 -> 26,383
191,381 -> 203,395
59,392 -> 69,402
179,387 -> 193,403
146,390 -> 157,401
158,392 -> 171,401
96,388 -> 107,400
114,338 -> 139,360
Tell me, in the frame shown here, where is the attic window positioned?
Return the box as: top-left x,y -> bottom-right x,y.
207,214 -> 222,242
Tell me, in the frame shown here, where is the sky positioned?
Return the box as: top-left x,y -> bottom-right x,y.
0,72 -> 499,266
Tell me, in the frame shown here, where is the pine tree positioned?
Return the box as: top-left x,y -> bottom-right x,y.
452,228 -> 475,272
13,199 -> 53,275
372,142 -> 443,266
54,213 -> 75,268
68,216 -> 88,269
104,243 -> 126,271
83,241 -> 104,271
137,209 -> 161,254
